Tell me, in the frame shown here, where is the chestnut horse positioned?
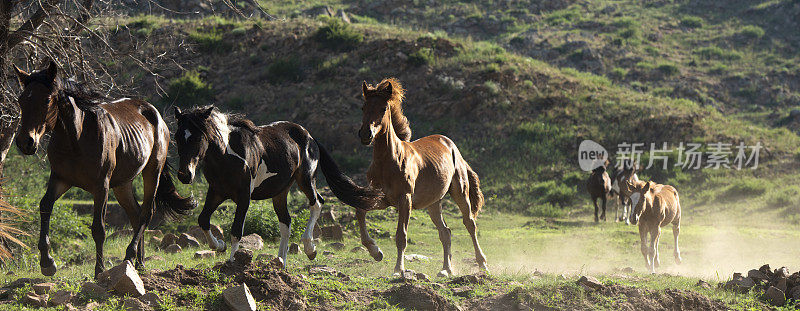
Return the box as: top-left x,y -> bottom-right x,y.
357,78 -> 487,276
13,62 -> 195,276
626,180 -> 682,273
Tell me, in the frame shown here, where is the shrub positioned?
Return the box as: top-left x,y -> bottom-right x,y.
408,47 -> 435,66
267,56 -> 303,84
694,46 -> 742,61
657,62 -> 680,76
189,27 -> 229,53
483,81 -> 501,95
162,71 -> 214,107
680,16 -> 703,29
721,179 -> 768,200
610,67 -> 628,79
766,186 -> 800,208
738,25 -> 765,40
526,202 -> 565,218
126,15 -> 162,36
243,203 -> 309,241
313,17 -> 363,50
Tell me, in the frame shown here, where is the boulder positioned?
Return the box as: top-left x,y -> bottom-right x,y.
577,276 -> 604,291
194,250 -> 216,259
49,290 -> 75,306
725,275 -> 755,293
233,249 -> 254,265
32,282 -> 56,295
239,234 -> 263,250
123,297 -> 152,311
139,292 -> 162,309
320,225 -> 343,240
222,284 -> 257,311
415,272 -> 430,282
80,282 -> 108,299
165,244 -> 182,254
23,292 -> 48,307
747,269 -> 768,282
160,233 -> 178,249
776,277 -> 788,293
776,267 -> 790,278
327,242 -> 345,251
288,243 -> 300,254
790,286 -> 800,300
187,225 -> 224,244
178,233 -> 201,248
97,260 -> 145,297
765,286 -> 785,306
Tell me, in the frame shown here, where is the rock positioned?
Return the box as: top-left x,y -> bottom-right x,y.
165,244 -> 182,253
747,269 -> 768,282
791,286 -> 800,300
49,290 -> 74,306
222,283 -> 257,311
80,282 -> 108,299
84,301 -> 100,310
160,233 -> 178,249
270,257 -> 285,269
416,272 -> 430,282
790,109 -> 800,119
32,282 -> 56,294
187,225 -> 224,244
327,242 -> 345,251
725,275 -> 755,293
776,267 -> 790,278
320,225 -> 343,240
97,260 -> 145,297
150,236 -> 162,248
765,286 -> 786,306
23,292 -> 48,307
759,264 -> 772,275
351,246 -> 365,253
123,297 -> 152,311
239,234 -> 264,250
577,276 -> 604,290
139,292 -> 162,308
775,277 -> 788,293
320,210 -> 336,224
233,249 -> 254,265
696,280 -> 712,289
402,270 -> 416,281
194,250 -> 216,259
178,233 -> 200,248
288,243 -> 300,254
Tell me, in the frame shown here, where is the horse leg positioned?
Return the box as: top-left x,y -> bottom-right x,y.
112,183 -> 142,267
614,193 -> 620,223
296,169 -> 322,260
653,226 -> 662,269
38,178 -> 71,276
673,223 -> 682,264
638,224 -> 649,271
601,195 -> 607,222
393,194 -> 412,276
427,201 -> 452,277
451,185 -> 488,272
623,198 -> 631,225
228,192 -> 251,262
356,209 -> 383,261
593,197 -> 599,223
91,183 -> 110,277
647,226 -> 658,274
272,188 -> 291,266
198,187 -> 226,251
124,163 -> 159,270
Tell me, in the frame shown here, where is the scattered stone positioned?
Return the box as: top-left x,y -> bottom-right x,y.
791,286 -> 800,300
416,272 -> 430,282
696,280 -> 712,289
80,282 -> 108,299
351,246 -> 365,253
139,292 -> 162,309
288,243 -> 300,254
577,276 -> 604,291
775,267 -> 790,278
747,269 -> 768,282
165,244 -> 182,254
724,274 -> 755,293
452,274 -> 482,285
49,290 -> 74,306
160,233 -> 178,249
194,250 -> 216,259
776,277 -> 788,293
123,297 -> 153,311
270,257 -> 285,269
320,225 -> 343,240
327,242 -> 345,251
23,292 -> 48,307
338,9 -> 350,24
239,234 -> 264,250
97,260 -> 145,297
178,233 -> 201,248
765,286 -> 786,306
233,249 -> 254,265
32,282 -> 55,295
222,283 -> 257,311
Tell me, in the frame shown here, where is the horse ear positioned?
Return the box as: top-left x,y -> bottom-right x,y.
12,65 -> 29,87
643,181 -> 651,192
173,106 -> 182,118
377,80 -> 393,98
201,106 -> 214,119
45,60 -> 58,81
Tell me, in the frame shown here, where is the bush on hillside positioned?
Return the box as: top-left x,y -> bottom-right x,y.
162,71 -> 214,108
313,17 -> 363,50
267,56 -> 303,84
680,16 -> 703,29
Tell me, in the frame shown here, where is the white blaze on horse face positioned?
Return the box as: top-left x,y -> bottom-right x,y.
249,159 -> 277,193
184,129 -> 192,140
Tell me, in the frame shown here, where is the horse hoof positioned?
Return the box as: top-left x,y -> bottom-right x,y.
371,249 -> 384,262
41,264 -> 57,277
437,270 -> 451,278
675,257 -> 682,265
307,251 -> 317,261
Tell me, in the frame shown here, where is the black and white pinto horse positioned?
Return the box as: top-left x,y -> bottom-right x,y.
173,106 -> 380,264
611,162 -> 640,225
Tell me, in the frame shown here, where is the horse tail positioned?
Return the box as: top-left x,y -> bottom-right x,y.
466,163 -> 484,218
155,163 -> 197,218
314,139 -> 383,210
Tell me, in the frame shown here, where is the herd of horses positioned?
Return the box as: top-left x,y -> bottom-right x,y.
11,61 -> 678,279
587,161 -> 682,273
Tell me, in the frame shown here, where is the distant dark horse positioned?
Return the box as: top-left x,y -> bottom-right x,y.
13,62 -> 195,277
587,165 -> 611,222
173,106 -> 380,264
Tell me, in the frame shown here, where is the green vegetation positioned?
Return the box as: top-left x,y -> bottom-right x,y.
161,70 -> 214,108
267,56 -> 303,83
313,17 -> 363,50
408,47 -> 434,66
679,16 -> 704,29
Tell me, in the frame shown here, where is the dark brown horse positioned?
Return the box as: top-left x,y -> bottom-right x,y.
13,62 -> 195,276
173,106 -> 380,265
586,165 -> 611,222
357,78 -> 487,277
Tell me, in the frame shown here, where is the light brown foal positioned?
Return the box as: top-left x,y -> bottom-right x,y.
357,78 -> 487,276
626,180 -> 682,273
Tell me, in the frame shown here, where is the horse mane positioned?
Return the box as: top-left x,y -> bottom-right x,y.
57,78 -> 105,108
375,78 -> 411,141
181,106 -> 259,150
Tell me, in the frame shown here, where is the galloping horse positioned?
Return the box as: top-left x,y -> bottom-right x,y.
625,180 -> 682,273
13,62 -> 195,276
356,78 -> 487,277
586,165 -> 611,222
612,161 -> 639,224
173,106 -> 380,264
